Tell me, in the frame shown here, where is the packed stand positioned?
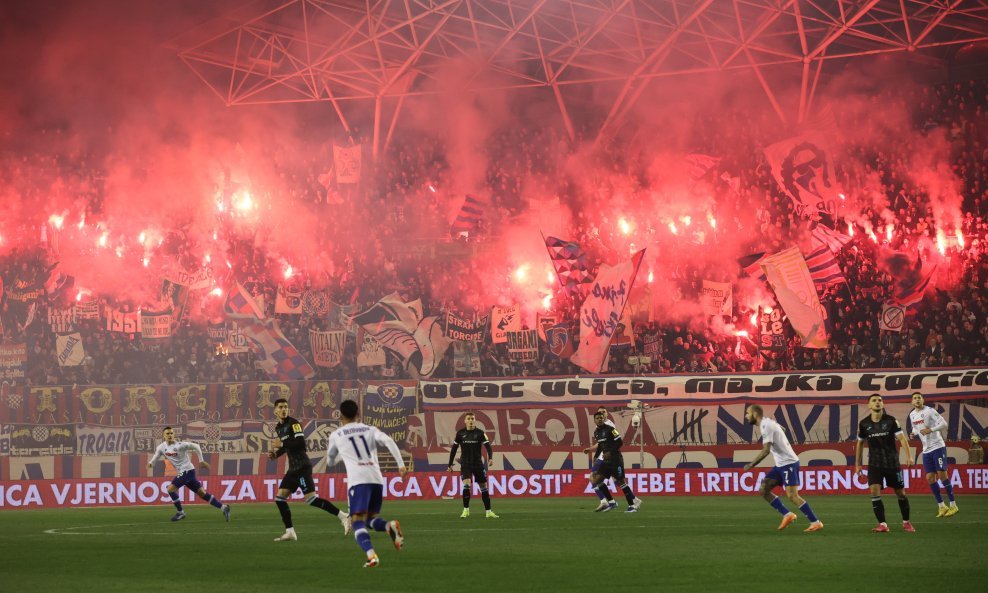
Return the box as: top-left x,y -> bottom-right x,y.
1,79 -> 987,386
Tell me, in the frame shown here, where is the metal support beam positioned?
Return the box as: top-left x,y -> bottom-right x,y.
746,48 -> 787,125
597,0 -> 715,140
912,0 -> 965,47
808,0 -> 882,60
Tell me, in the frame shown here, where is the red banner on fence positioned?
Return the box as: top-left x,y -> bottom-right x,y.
2,466 -> 986,509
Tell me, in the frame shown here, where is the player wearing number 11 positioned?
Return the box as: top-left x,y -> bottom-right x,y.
326,399 -> 408,568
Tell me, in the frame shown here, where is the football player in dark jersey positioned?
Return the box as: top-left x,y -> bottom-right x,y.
448,412 -> 498,518
855,394 -> 915,533
269,398 -> 350,541
582,411 -> 641,513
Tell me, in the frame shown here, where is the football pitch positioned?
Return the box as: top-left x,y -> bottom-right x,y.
3,496 -> 985,593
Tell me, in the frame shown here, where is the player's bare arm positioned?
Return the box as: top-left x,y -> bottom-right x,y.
743,443 -> 771,471
898,433 -> 914,465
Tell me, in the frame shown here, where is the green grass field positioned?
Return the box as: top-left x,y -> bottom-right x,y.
2,496 -> 985,593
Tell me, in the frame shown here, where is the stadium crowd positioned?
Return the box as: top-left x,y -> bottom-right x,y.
1,78 -> 987,386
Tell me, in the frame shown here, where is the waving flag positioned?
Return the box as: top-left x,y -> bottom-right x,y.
811,224 -> 852,253
544,235 -> 594,295
891,263 -> 937,308
684,153 -> 720,185
571,249 -> 645,373
351,294 -> 450,377
760,247 -> 828,348
240,318 -> 315,380
545,323 -> 575,359
803,242 -> 845,290
450,194 -> 486,238
224,282 -> 264,319
738,252 -> 768,282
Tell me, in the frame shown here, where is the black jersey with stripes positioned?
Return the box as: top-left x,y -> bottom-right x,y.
275,416 -> 311,471
451,428 -> 491,467
593,423 -> 623,461
858,413 -> 903,469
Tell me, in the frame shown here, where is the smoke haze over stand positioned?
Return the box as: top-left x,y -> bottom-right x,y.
0,1 -> 976,334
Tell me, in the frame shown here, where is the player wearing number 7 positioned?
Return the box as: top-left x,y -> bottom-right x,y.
742,405 -> 824,532
325,399 -> 408,568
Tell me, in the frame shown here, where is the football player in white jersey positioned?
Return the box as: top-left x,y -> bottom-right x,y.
325,400 -> 408,568
909,392 -> 958,517
148,427 -> 230,522
742,405 -> 823,532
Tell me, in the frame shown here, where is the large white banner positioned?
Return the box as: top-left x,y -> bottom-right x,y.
411,402 -> 988,449
761,247 -> 828,348
351,294 -> 449,377
571,249 -> 645,373
764,135 -> 841,220
420,367 -> 988,408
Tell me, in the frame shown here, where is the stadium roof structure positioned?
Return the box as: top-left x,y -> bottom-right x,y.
173,0 -> 988,153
